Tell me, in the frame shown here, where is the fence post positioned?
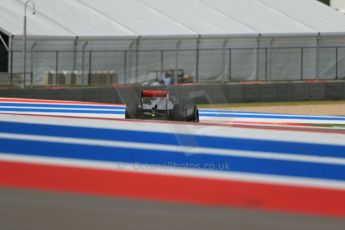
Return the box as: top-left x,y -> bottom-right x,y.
81,41 -> 89,86
195,35 -> 201,82
300,47 -> 304,80
124,50 -> 127,84
88,50 -> 92,86
10,50 -> 13,86
55,51 -> 59,86
9,36 -> 13,86
160,50 -> 164,73
316,33 -> 321,80
265,47 -> 268,80
30,42 -> 37,87
135,36 -> 140,84
228,48 -> 232,81
30,50 -> 34,87
222,38 -> 229,83
268,38 -> 274,81
256,34 -> 261,81
73,37 -> 78,71
175,40 -> 181,84
335,46 -> 338,80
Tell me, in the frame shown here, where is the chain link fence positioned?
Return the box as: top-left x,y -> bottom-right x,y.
3,36 -> 345,87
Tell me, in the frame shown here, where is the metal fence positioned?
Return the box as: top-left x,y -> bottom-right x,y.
4,45 -> 345,87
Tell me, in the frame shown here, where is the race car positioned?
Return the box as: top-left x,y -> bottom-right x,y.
125,89 -> 199,122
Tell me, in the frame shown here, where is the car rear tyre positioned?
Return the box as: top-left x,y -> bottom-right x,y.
125,103 -> 140,119
185,105 -> 199,122
170,103 -> 184,121
171,104 -> 199,122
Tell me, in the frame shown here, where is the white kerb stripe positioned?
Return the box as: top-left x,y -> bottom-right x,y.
0,133 -> 345,165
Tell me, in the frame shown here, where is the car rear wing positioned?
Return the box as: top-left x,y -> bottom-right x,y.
141,90 -> 168,98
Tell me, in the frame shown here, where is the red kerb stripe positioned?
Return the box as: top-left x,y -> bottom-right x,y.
0,160 -> 344,218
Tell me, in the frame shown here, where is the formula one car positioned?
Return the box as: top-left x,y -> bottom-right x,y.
125,89 -> 199,122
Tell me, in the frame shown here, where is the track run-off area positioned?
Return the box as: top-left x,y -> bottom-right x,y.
0,97 -> 344,218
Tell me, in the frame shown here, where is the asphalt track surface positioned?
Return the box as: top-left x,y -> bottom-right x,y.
0,98 -> 344,229
1,188 -> 344,230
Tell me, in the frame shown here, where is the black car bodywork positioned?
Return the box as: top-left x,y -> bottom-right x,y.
125,89 -> 199,122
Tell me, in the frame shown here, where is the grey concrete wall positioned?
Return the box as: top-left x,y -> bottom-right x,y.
0,81 -> 344,104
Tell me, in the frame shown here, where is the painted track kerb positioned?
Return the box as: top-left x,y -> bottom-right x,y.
1,98 -> 345,124
1,153 -> 345,191
0,114 -> 344,184
0,98 -> 345,217
1,133 -> 345,166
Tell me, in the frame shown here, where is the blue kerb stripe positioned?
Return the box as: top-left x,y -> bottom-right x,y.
201,109 -> 343,118
0,108 -> 123,114
3,108 -> 342,121
0,103 -> 125,109
1,138 -> 344,181
201,109 -> 345,118
0,121 -> 344,159
0,104 -> 310,117
5,107 -> 343,120
1,103 -> 344,121
199,112 -> 345,121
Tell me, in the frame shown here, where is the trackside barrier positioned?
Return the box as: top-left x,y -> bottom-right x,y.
0,81 -> 344,104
